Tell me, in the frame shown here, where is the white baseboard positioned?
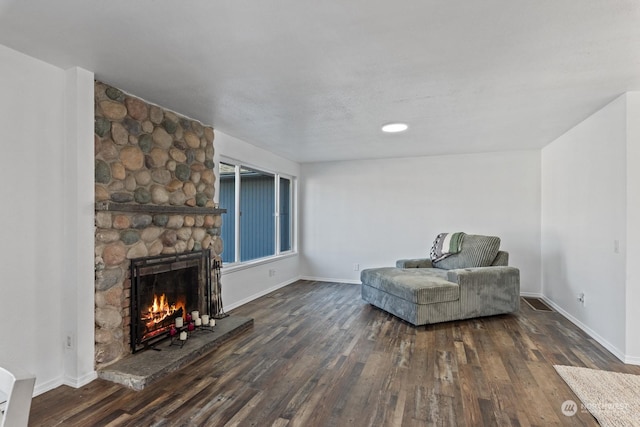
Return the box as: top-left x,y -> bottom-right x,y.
519,291 -> 544,298
538,296 -> 630,364
517,293 -> 640,365
224,277 -> 301,312
63,371 -> 98,389
35,370 -> 98,396
224,276 -> 360,313
624,355 -> 640,365
33,376 -> 63,397
298,276 -> 361,285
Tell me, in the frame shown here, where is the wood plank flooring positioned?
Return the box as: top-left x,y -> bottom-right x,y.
30,280 -> 640,426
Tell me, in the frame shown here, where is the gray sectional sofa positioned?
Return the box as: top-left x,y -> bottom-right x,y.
360,234 -> 520,326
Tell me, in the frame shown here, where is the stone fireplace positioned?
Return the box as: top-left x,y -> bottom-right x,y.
94,81 -> 224,368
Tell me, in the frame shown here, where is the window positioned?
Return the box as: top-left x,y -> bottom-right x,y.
219,160 -> 294,265
279,176 -> 292,252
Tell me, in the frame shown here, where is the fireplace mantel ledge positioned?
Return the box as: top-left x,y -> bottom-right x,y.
95,201 -> 227,215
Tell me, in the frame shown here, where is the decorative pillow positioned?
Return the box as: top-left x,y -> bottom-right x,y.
432,234 -> 501,270
430,232 -> 465,263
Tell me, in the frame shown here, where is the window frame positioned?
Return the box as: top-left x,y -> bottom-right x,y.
218,156 -> 296,269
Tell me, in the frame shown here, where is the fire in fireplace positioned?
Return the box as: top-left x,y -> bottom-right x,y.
130,249 -> 211,352
142,293 -> 184,330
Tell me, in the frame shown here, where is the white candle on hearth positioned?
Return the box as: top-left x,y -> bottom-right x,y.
201,314 -> 209,325
179,331 -> 187,341
209,319 -> 216,327
175,317 -> 184,328
195,318 -> 202,326
191,311 -> 199,320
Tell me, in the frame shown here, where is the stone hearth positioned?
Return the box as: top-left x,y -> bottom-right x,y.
98,316 -> 253,390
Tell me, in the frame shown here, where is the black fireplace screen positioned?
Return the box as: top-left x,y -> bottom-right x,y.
130,249 -> 211,352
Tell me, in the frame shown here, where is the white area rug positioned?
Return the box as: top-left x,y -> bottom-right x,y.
554,365 -> 640,426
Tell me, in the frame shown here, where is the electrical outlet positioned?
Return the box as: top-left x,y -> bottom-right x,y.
353,263 -> 360,271
65,334 -> 73,349
269,269 -> 276,277
577,293 -> 585,306
614,240 -> 620,253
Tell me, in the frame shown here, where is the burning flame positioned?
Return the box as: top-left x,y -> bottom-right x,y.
152,294 -> 167,315
142,293 -> 184,326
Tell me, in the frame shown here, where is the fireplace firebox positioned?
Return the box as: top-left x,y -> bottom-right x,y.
130,249 -> 212,353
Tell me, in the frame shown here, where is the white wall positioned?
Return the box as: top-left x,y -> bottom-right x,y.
300,151 -> 541,292
213,131 -> 301,310
0,44 -> 95,394
626,93 -> 640,363
62,67 -> 97,388
541,94 -> 630,360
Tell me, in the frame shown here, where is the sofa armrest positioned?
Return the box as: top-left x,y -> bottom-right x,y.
492,251 -> 509,266
396,258 -> 434,268
447,266 -> 519,286
446,266 -> 520,316
447,266 -> 520,301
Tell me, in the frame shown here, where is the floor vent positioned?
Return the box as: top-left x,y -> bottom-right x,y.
522,297 -> 553,312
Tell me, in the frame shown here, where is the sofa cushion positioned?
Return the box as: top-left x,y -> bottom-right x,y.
433,234 -> 501,270
360,267 -> 459,305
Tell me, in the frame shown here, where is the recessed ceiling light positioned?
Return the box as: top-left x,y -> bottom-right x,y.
381,123 -> 408,133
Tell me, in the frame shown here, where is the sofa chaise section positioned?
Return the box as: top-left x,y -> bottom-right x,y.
360,234 -> 520,326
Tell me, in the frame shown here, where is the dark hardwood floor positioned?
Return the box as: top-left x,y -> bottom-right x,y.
30,280 -> 639,426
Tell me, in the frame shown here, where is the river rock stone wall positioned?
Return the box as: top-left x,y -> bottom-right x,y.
94,81 -> 222,368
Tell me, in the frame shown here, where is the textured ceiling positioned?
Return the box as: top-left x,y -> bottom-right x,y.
1,0 -> 640,163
